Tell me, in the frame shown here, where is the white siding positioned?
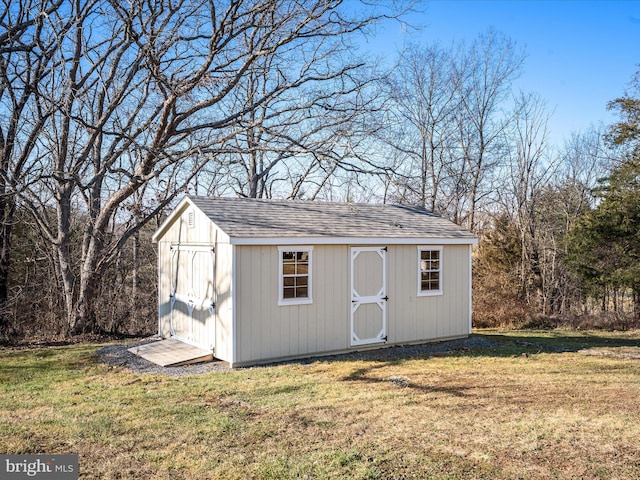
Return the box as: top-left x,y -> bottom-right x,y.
234,245 -> 349,364
213,241 -> 233,363
158,241 -> 171,338
156,203 -> 229,355
233,243 -> 470,365
387,244 -> 470,344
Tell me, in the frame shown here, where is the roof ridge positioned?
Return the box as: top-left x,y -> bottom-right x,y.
188,195 -> 434,212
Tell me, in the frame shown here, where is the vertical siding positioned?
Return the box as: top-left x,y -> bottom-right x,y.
156,203 -> 230,355
387,244 -> 470,344
233,242 -> 471,365
213,241 -> 233,363
158,241 -> 171,338
235,245 -> 348,364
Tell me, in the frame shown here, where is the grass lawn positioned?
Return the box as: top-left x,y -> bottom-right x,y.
1,329 -> 640,479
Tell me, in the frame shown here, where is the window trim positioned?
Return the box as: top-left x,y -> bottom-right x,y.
278,246 -> 313,306
417,246 -> 443,297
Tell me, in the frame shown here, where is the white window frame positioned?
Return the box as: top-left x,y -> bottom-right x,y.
417,246 -> 443,297
278,246 -> 313,306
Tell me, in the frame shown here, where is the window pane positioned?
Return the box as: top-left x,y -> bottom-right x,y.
420,251 -> 441,272
421,272 -> 440,291
280,248 -> 312,303
419,248 -> 442,293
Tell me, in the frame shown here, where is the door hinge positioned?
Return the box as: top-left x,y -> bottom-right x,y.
381,246 -> 388,251
383,296 -> 389,301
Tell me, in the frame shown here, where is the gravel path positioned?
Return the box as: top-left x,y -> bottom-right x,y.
95,335 -> 500,377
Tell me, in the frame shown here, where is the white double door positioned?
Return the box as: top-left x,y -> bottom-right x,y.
350,246 -> 388,346
169,245 -> 215,350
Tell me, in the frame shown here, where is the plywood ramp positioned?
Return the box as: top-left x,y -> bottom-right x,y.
128,339 -> 213,367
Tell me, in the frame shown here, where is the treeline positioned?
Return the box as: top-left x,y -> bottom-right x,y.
1,0 -> 638,340
474,97 -> 640,329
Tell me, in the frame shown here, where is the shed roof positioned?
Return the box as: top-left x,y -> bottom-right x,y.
165,196 -> 477,245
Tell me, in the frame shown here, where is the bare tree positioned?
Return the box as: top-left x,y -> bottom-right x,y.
14,0 -> 404,333
505,92 -> 554,306
539,127 -> 610,315
379,31 -> 524,229
197,29 -> 388,200
452,29 -> 525,231
381,43 -> 459,211
0,0 -> 72,333
558,127 -> 611,202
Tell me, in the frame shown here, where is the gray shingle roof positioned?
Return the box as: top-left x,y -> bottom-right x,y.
188,196 -> 476,242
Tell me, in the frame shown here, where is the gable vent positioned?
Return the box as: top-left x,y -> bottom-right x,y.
187,210 -> 195,228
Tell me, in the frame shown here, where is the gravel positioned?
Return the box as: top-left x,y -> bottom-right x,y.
95,335 -> 500,377
95,337 -> 232,376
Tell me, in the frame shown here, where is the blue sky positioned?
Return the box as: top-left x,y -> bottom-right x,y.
368,0 -> 640,147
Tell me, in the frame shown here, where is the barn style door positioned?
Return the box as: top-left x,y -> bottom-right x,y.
169,245 -> 215,351
350,246 -> 387,346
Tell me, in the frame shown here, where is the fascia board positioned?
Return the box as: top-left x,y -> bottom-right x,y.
229,236 -> 478,246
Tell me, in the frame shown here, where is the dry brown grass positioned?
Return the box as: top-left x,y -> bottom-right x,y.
1,331 -> 640,479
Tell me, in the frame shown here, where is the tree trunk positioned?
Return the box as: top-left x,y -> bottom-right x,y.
73,274 -> 99,334
72,230 -> 104,334
467,177 -> 479,232
131,229 -> 140,315
56,186 -> 76,334
0,198 -> 14,335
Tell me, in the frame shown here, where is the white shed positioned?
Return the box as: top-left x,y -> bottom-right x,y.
152,196 -> 478,367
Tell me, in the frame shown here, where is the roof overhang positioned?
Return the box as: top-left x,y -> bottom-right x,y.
229,236 -> 478,246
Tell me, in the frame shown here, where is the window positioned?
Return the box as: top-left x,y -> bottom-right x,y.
278,246 -> 313,305
418,246 -> 443,296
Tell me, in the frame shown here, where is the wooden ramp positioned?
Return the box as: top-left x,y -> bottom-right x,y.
128,339 -> 213,367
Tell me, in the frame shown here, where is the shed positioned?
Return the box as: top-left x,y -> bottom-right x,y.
152,196 -> 478,367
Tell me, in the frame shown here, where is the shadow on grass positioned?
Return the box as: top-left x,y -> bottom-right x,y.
291,331 -> 640,369
327,331 -> 640,397
343,363 -> 472,397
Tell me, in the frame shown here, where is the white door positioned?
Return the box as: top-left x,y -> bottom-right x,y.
169,245 -> 215,351
350,246 -> 387,346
